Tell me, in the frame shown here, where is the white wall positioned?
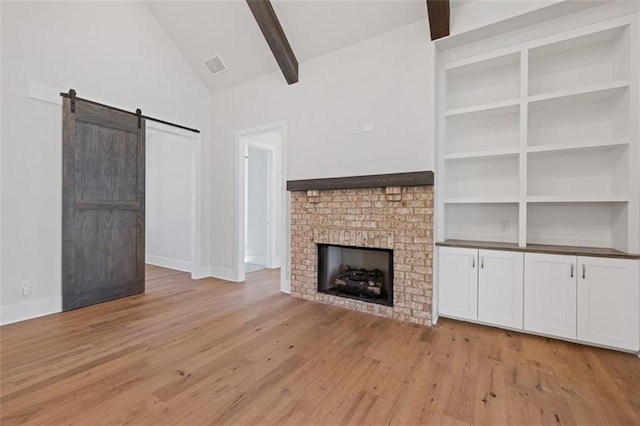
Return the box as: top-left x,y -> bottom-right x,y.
245,145 -> 268,264
146,130 -> 194,272
210,21 -> 435,273
0,1 -> 212,324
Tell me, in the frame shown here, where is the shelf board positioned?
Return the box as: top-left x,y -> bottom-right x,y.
526,195 -> 629,203
527,139 -> 629,154
444,197 -> 520,204
445,148 -> 520,160
527,80 -> 630,105
444,99 -> 520,117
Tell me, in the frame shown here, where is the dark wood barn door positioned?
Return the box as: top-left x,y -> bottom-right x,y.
62,98 -> 145,311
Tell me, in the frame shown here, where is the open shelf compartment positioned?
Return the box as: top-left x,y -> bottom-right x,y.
445,203 -> 519,244
527,145 -> 629,199
527,86 -> 629,147
446,53 -> 520,111
528,25 -> 630,96
445,155 -> 520,199
445,104 -> 519,156
527,202 -> 629,250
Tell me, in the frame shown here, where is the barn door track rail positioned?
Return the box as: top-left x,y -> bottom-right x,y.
60,89 -> 200,133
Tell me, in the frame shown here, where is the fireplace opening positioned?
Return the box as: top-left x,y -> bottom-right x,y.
317,244 -> 393,307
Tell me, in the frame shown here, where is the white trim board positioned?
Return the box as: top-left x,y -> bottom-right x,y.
192,266 -> 212,280
0,296 -> 62,325
245,255 -> 268,266
210,266 -> 238,282
145,255 -> 193,273
27,81 -> 63,105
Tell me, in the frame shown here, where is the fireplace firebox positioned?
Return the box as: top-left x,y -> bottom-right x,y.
317,244 -> 393,307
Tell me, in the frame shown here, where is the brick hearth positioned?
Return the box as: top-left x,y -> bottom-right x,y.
289,184 -> 434,325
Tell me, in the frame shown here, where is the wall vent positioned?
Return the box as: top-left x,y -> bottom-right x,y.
204,55 -> 227,75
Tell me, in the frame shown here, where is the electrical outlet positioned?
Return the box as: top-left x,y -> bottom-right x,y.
347,126 -> 358,135
500,222 -> 510,232
21,280 -> 31,296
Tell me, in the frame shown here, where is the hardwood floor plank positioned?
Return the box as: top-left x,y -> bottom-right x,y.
1,265 -> 639,425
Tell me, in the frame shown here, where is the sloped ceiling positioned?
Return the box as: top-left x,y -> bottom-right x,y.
145,0 -> 426,94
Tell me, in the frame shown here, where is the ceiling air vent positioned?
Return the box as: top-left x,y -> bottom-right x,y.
204,55 -> 227,76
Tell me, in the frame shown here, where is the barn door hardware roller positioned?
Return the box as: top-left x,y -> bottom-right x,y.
68,89 -> 77,113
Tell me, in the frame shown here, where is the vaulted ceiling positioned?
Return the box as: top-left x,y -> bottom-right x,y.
145,0 -> 428,94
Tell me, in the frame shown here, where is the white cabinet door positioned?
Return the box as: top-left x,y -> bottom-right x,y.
478,250 -> 524,329
524,253 -> 577,339
577,257 -> 640,351
438,247 -> 478,320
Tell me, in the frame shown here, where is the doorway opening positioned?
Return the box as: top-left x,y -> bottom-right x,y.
245,144 -> 270,273
145,121 -> 199,278
236,122 -> 288,289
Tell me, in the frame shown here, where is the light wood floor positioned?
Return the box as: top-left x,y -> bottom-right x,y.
1,265 -> 639,425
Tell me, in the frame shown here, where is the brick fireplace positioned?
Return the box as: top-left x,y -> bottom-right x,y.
287,172 -> 434,326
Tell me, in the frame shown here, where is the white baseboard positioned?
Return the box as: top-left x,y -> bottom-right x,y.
211,266 -> 239,282
280,276 -> 291,294
191,266 -> 212,280
245,255 -> 267,265
146,254 -> 193,273
1,296 -> 62,325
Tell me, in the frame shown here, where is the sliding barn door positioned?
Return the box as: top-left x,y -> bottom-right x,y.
62,98 -> 145,311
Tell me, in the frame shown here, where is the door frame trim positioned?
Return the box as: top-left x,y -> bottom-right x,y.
145,120 -> 202,279
235,121 -> 289,293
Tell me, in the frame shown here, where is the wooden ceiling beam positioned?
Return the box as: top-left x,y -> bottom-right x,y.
426,0 -> 450,41
246,0 -> 299,84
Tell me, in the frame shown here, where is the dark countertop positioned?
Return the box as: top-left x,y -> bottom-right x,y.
436,239 -> 640,260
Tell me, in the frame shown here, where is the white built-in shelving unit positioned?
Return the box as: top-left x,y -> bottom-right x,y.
437,16 -> 639,253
